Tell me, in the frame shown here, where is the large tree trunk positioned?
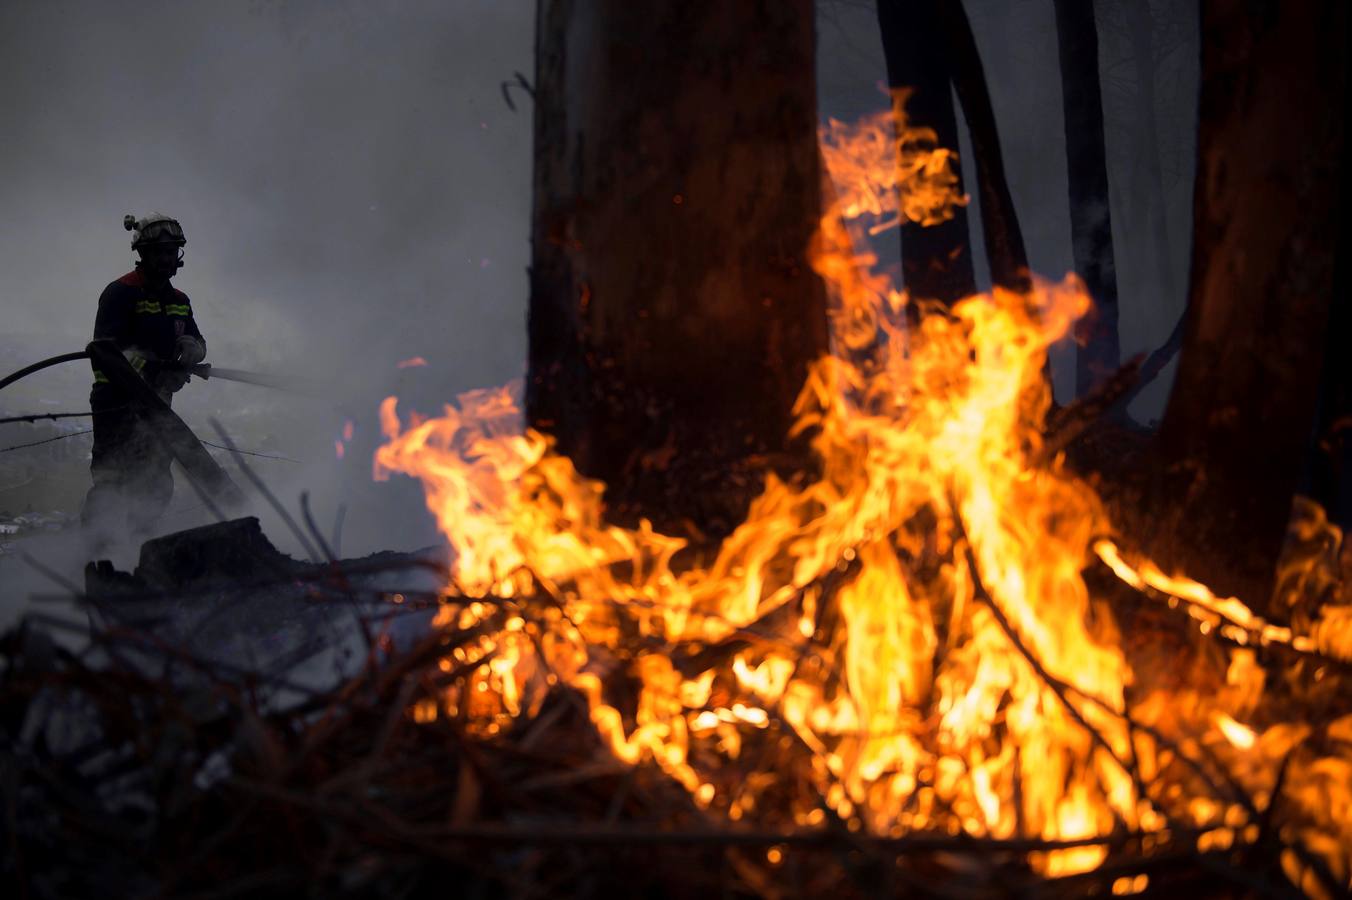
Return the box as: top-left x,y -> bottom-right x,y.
527,1 -> 829,540
1146,0 -> 1346,606
1053,0 -> 1121,396
876,0 -> 977,305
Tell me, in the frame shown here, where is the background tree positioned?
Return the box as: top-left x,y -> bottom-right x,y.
526,0 -> 829,540
876,1 -> 1030,298
1052,0 -> 1121,396
933,1 -> 1031,294
875,0 -> 976,305
1098,0 -> 1196,415
1141,0 -> 1346,606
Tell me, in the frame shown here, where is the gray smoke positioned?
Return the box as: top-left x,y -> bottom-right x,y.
0,0 -> 1196,629
0,0 -> 534,612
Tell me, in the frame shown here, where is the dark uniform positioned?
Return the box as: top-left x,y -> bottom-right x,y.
82,267 -> 206,533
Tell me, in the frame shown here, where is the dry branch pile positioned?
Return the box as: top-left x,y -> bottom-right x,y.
2,510 -> 1349,899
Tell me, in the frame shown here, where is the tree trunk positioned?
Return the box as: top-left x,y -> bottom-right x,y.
876,0 -> 977,305
1053,0 -> 1122,396
934,1 -> 1031,293
1306,126 -> 1352,529
1146,0 -> 1346,606
1124,0 -> 1179,322
527,1 -> 829,540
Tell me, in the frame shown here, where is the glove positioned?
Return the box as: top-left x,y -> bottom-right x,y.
175,335 -> 206,366
122,346 -> 150,375
154,368 -> 192,394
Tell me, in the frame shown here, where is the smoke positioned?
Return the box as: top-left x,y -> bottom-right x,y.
0,0 -> 1197,627
0,0 -> 533,625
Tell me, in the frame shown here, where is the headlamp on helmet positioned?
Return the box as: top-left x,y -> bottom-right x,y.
125,213 -> 186,275
124,213 -> 186,249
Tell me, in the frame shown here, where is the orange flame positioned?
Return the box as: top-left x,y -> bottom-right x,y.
373,94 -> 1352,888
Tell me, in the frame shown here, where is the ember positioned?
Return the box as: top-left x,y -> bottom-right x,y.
373,99 -> 1352,893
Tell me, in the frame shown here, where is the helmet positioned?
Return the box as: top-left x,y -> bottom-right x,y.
124,213 -> 186,250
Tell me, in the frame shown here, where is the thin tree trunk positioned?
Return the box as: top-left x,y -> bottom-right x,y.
1053,0 -> 1121,396
1125,0 -> 1178,318
527,0 -> 829,540
933,1 -> 1030,293
876,0 -> 977,305
1146,0 -> 1346,606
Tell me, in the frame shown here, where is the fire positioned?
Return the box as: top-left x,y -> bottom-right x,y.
1215,713 -> 1258,750
373,95 -> 1352,890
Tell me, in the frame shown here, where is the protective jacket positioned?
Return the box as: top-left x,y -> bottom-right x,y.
90,268 -> 205,390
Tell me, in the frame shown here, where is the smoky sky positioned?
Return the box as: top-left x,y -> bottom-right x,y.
0,0 -> 536,560
0,0 -> 1196,574
0,0 -> 532,382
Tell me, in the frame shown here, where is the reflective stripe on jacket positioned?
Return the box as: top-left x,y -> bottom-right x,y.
90,268 -> 205,387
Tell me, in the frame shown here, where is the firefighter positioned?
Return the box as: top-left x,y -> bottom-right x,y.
81,214 -> 207,538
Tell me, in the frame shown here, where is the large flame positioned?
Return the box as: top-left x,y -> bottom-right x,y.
374,96 -> 1352,890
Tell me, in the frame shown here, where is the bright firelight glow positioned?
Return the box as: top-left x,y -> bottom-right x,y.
372,93 -> 1352,889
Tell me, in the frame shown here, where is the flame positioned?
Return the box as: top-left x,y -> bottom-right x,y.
1215,713 -> 1258,750
397,356 -> 428,369
373,94 -> 1352,888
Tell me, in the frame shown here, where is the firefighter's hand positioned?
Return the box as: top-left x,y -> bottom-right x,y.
175,335 -> 206,366
154,368 -> 191,394
122,346 -> 150,376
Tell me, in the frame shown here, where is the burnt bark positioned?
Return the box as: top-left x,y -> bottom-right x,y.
1053,0 -> 1122,396
526,1 -> 829,539
1145,0 -> 1347,605
876,0 -> 977,305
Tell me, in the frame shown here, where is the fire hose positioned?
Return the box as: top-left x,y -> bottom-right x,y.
0,347 -> 316,395
0,341 -> 305,507
0,343 -> 335,469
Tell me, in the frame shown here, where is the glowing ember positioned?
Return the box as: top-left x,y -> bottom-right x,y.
397,356 -> 429,369
373,95 -> 1352,890
1215,713 -> 1257,750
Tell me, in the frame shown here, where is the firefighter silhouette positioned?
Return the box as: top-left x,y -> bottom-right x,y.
82,214 -> 207,538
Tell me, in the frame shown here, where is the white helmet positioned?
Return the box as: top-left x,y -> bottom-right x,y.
124,213 -> 186,250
